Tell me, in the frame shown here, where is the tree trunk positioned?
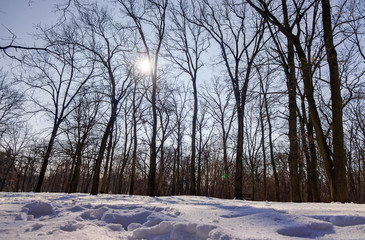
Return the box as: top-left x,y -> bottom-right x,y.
105,139 -> 116,194
91,101 -> 117,195
148,73 -> 158,196
294,42 -> 334,201
235,106 -> 244,199
300,97 -> 321,202
197,148 -> 202,196
204,151 -> 209,196
250,164 -> 255,201
299,103 -> 313,201
176,123 -> 181,195
100,129 -> 113,194
69,144 -> 83,193
307,114 -> 320,202
157,140 -> 165,196
281,0 -> 301,202
171,150 -> 176,196
129,100 -> 138,195
321,0 -> 349,202
35,124 -> 59,192
260,102 -> 267,200
287,40 -> 301,202
223,136 -> 231,199
190,79 -> 198,195
265,93 -> 280,201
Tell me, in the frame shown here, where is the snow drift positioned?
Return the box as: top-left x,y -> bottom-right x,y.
0,192 -> 364,239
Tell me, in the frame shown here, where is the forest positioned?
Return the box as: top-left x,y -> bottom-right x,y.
0,0 -> 364,203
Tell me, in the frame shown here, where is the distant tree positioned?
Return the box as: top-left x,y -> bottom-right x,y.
119,0 -> 169,196
156,83 -> 175,196
0,70 -> 24,139
58,5 -> 133,195
196,100 -> 215,196
63,90 -> 101,193
16,24 -> 95,192
258,67 -> 281,201
193,0 -> 266,199
116,99 -> 133,194
166,0 -> 210,195
129,73 -> 145,195
0,125 -> 30,191
202,77 -> 235,199
170,82 -> 189,195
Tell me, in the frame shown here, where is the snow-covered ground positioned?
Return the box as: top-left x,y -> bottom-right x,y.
0,192 -> 365,239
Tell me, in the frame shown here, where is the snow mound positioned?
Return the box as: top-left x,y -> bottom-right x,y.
60,222 -> 84,232
311,215 -> 365,227
80,207 -> 108,220
277,222 -> 334,238
101,209 -> 152,229
22,201 -> 54,218
131,222 -> 216,240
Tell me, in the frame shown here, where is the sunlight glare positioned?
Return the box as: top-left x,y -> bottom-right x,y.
138,58 -> 152,75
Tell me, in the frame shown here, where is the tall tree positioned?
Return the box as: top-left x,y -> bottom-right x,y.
64,90 -> 101,193
247,0 -> 349,202
156,83 -> 174,196
264,0 -> 302,201
166,0 -> 210,195
257,64 -> 281,201
320,0 -> 349,202
170,82 -> 189,195
202,78 -> 235,199
64,6 -> 133,195
120,0 -> 168,196
193,0 -> 265,199
0,70 -> 24,139
129,72 -> 145,195
17,25 -> 94,192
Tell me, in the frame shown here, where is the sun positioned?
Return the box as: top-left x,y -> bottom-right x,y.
138,58 -> 152,75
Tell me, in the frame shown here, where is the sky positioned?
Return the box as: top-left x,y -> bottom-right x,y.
0,0 -> 59,48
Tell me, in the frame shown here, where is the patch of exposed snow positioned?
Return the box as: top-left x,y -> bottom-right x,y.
0,192 -> 365,239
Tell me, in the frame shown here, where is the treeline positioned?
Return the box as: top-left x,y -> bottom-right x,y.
0,0 -> 364,203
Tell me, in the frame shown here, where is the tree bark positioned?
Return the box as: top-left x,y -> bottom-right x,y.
148,74 -> 158,196
35,124 -> 59,192
90,100 -> 117,195
321,0 -> 349,202
129,85 -> 138,195
287,40 -> 302,202
100,129 -> 113,194
190,79 -> 198,195
265,92 -> 280,201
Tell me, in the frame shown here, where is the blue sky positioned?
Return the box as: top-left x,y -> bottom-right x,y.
0,0 -> 59,46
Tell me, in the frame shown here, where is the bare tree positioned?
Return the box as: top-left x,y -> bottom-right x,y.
165,0 -> 210,195
0,70 -> 24,139
119,0 -> 168,196
321,0 -> 349,202
63,90 -> 101,193
129,72 -> 145,195
156,83 -> 174,196
256,64 -> 281,201
0,124 -> 30,191
202,77 -> 235,199
170,82 -> 189,195
193,0 -> 266,199
247,0 -> 350,202
16,24 -> 95,192
58,5 -> 133,195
